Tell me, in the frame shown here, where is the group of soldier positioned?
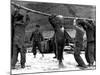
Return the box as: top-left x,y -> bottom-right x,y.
11,5 -> 96,69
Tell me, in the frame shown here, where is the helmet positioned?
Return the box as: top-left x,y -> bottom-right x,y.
48,14 -> 64,28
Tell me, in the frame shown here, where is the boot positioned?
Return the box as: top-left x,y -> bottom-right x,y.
77,64 -> 87,68
21,64 -> 25,68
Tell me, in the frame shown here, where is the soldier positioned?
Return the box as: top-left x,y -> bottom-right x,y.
30,25 -> 44,58
48,15 -> 72,67
73,23 -> 87,68
78,19 -> 96,66
11,7 -> 30,69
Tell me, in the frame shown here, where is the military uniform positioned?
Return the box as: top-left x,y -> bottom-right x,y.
74,26 -> 87,68
30,28 -> 43,57
86,29 -> 95,65
48,15 -> 72,67
11,10 -> 29,69
83,20 -> 95,66
78,20 -> 95,66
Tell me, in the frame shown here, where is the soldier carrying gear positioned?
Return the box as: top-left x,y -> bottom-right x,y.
78,19 -> 96,66
48,14 -> 72,68
11,7 -> 30,69
73,22 -> 87,68
30,25 -> 44,58
11,6 -> 22,59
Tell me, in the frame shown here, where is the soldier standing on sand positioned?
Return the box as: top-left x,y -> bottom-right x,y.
78,19 -> 96,66
30,25 -> 44,58
48,15 -> 72,67
73,19 -> 87,68
11,6 -> 30,69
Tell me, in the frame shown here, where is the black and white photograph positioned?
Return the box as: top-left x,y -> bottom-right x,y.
10,0 -> 96,74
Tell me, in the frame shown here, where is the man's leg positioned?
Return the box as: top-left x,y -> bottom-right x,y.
32,41 -> 37,58
58,46 -> 64,63
57,43 -> 65,68
53,42 -> 57,58
11,44 -> 19,69
20,46 -> 26,68
86,43 -> 95,66
74,42 -> 87,68
38,42 -> 44,57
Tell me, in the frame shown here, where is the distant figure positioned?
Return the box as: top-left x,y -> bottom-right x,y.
30,25 -> 44,58
49,36 -> 56,58
78,19 -> 96,66
48,15 -> 72,67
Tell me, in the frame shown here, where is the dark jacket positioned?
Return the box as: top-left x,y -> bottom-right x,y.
30,30 -> 43,42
